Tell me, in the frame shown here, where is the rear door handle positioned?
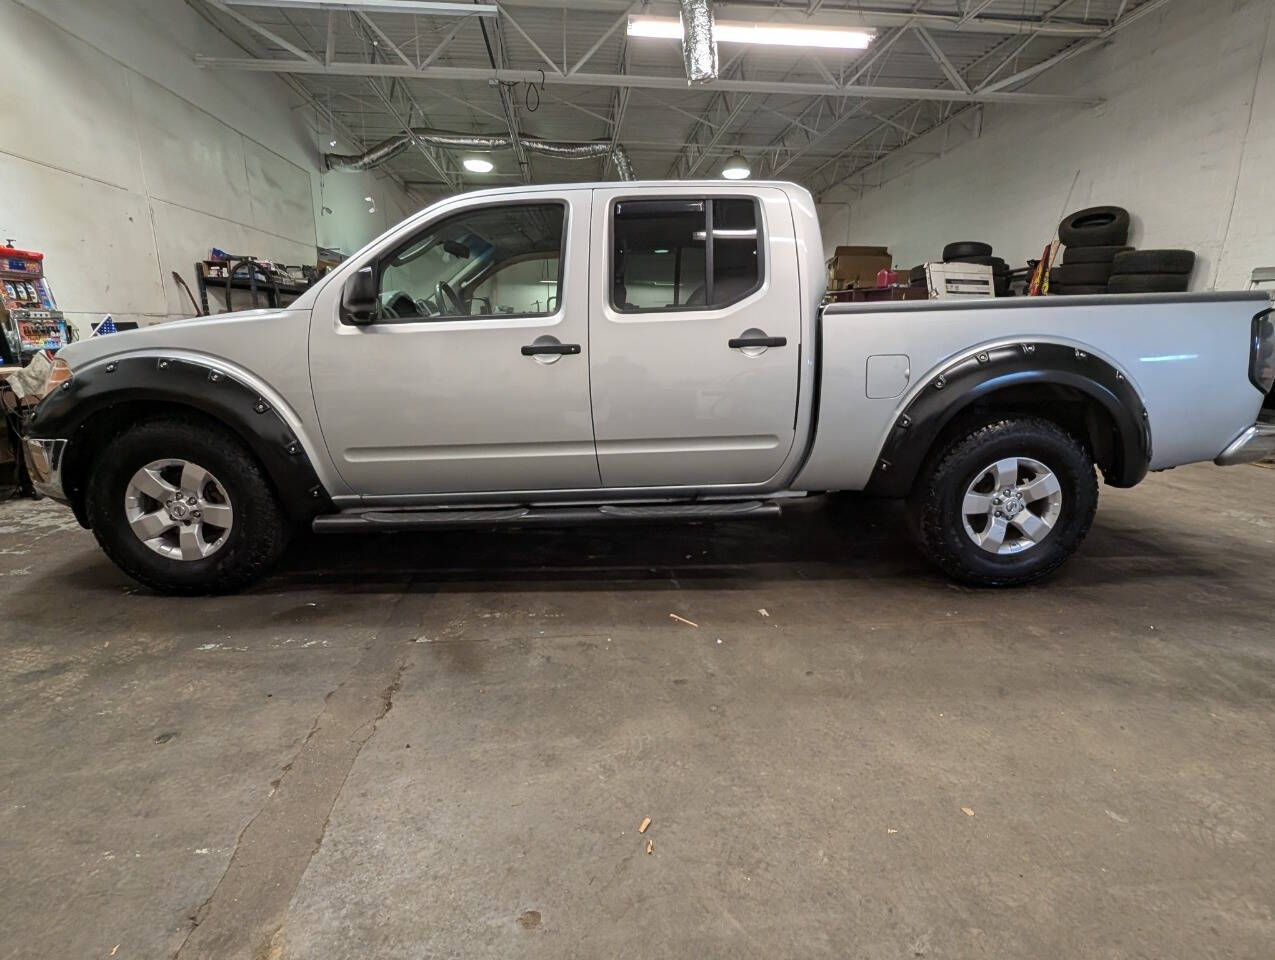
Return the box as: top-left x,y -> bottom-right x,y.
521,343 -> 580,356
728,336 -> 787,349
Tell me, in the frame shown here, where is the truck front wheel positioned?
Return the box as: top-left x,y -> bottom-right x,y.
908,417 -> 1098,586
85,418 -> 292,594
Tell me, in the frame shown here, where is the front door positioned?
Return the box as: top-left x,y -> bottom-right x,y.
588,186 -> 802,488
309,190 -> 599,498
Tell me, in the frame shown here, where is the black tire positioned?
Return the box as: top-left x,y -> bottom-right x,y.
909,264 -> 928,284
907,417 -> 1098,587
943,241 -> 992,260
945,254 -> 1008,276
1063,244 -> 1132,265
1058,262 -> 1115,286
1058,206 -> 1130,246
1057,284 -> 1108,295
1107,273 -> 1190,293
1110,249 -> 1195,275
85,418 -> 292,594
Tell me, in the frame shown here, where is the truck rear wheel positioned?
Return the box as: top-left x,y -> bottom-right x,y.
85,418 -> 292,594
908,417 -> 1098,586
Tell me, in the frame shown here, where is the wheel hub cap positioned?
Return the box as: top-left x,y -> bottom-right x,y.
124,459 -> 234,561
961,456 -> 1063,556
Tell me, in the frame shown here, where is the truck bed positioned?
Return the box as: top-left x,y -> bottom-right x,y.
793,291 -> 1273,492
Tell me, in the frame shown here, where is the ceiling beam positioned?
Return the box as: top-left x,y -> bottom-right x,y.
493,0 -> 1108,37
220,0 -> 497,14
206,0 -> 318,61
913,25 -> 970,94
194,57 -> 1104,105
980,0 -> 1177,94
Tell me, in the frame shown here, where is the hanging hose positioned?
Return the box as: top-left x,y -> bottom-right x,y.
324,128 -> 636,180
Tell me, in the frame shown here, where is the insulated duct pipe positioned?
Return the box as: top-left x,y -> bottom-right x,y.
678,0 -> 718,83
324,129 -> 636,180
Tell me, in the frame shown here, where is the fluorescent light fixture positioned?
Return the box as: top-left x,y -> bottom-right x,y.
627,15 -> 873,50
721,153 -> 751,180
463,156 -> 494,173
221,0 -> 498,15
693,228 -> 757,239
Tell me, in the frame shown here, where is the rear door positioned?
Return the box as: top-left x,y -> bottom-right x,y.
588,185 -> 801,487
308,189 -> 599,497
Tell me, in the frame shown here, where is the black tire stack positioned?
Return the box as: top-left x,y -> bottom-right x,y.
1055,206 -> 1130,295
1107,249 -> 1196,294
1047,266 -> 1063,295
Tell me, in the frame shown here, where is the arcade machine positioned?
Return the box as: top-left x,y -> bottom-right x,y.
0,244 -> 70,366
1,244 -> 71,494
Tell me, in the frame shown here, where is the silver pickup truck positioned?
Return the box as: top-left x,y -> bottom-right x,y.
23,181 -> 1275,594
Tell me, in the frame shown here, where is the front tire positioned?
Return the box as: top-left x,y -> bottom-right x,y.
908,417 -> 1098,586
86,418 -> 292,594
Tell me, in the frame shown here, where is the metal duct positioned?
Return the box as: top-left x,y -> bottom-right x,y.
324,129 -> 636,180
678,0 -> 718,83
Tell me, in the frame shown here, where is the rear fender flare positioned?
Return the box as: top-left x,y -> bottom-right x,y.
864,341 -> 1151,497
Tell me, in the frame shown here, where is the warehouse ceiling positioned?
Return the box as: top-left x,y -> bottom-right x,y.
192,0 -> 1172,203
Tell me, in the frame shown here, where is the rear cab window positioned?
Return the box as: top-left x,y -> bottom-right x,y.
611,197 -> 763,313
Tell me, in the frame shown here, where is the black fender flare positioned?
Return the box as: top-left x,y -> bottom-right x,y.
28,355 -> 330,525
864,341 -> 1151,497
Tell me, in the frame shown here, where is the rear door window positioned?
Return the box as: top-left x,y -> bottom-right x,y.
611,198 -> 762,313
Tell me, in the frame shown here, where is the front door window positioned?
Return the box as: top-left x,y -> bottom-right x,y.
376,203 -> 566,321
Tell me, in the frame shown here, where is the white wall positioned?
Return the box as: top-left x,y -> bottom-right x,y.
0,0 -> 415,336
817,0 -> 1275,292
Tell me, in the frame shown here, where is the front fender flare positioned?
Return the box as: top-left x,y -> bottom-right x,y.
29,355 -> 330,524
864,341 -> 1151,497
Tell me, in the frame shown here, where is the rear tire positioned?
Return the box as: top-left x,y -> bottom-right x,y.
907,417 -> 1098,586
86,418 -> 292,594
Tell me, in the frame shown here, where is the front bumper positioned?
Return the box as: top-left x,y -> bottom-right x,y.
23,437 -> 69,502
1215,416 -> 1275,466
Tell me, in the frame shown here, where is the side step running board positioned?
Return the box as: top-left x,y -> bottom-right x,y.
312,499 -> 781,533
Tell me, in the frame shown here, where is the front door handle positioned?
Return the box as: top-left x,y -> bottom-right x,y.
728,336 -> 787,349
521,342 -> 580,356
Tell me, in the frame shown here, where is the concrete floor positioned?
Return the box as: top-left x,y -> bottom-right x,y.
1,462 -> 1273,960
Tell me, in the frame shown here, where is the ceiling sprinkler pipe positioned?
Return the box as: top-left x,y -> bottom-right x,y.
324,129 -> 637,180
678,0 -> 718,83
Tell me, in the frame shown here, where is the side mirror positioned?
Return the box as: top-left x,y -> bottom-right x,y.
341,266 -> 377,324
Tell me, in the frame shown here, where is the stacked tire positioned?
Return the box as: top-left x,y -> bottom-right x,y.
942,241 -> 1010,297
1107,249 -> 1195,294
1055,206 -> 1130,295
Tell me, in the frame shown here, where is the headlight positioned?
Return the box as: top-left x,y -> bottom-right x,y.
44,357 -> 73,394
1252,307 -> 1275,394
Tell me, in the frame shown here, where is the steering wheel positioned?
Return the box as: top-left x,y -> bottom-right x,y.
435,280 -> 464,316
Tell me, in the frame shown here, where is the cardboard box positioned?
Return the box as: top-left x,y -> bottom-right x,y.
827,245 -> 892,289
